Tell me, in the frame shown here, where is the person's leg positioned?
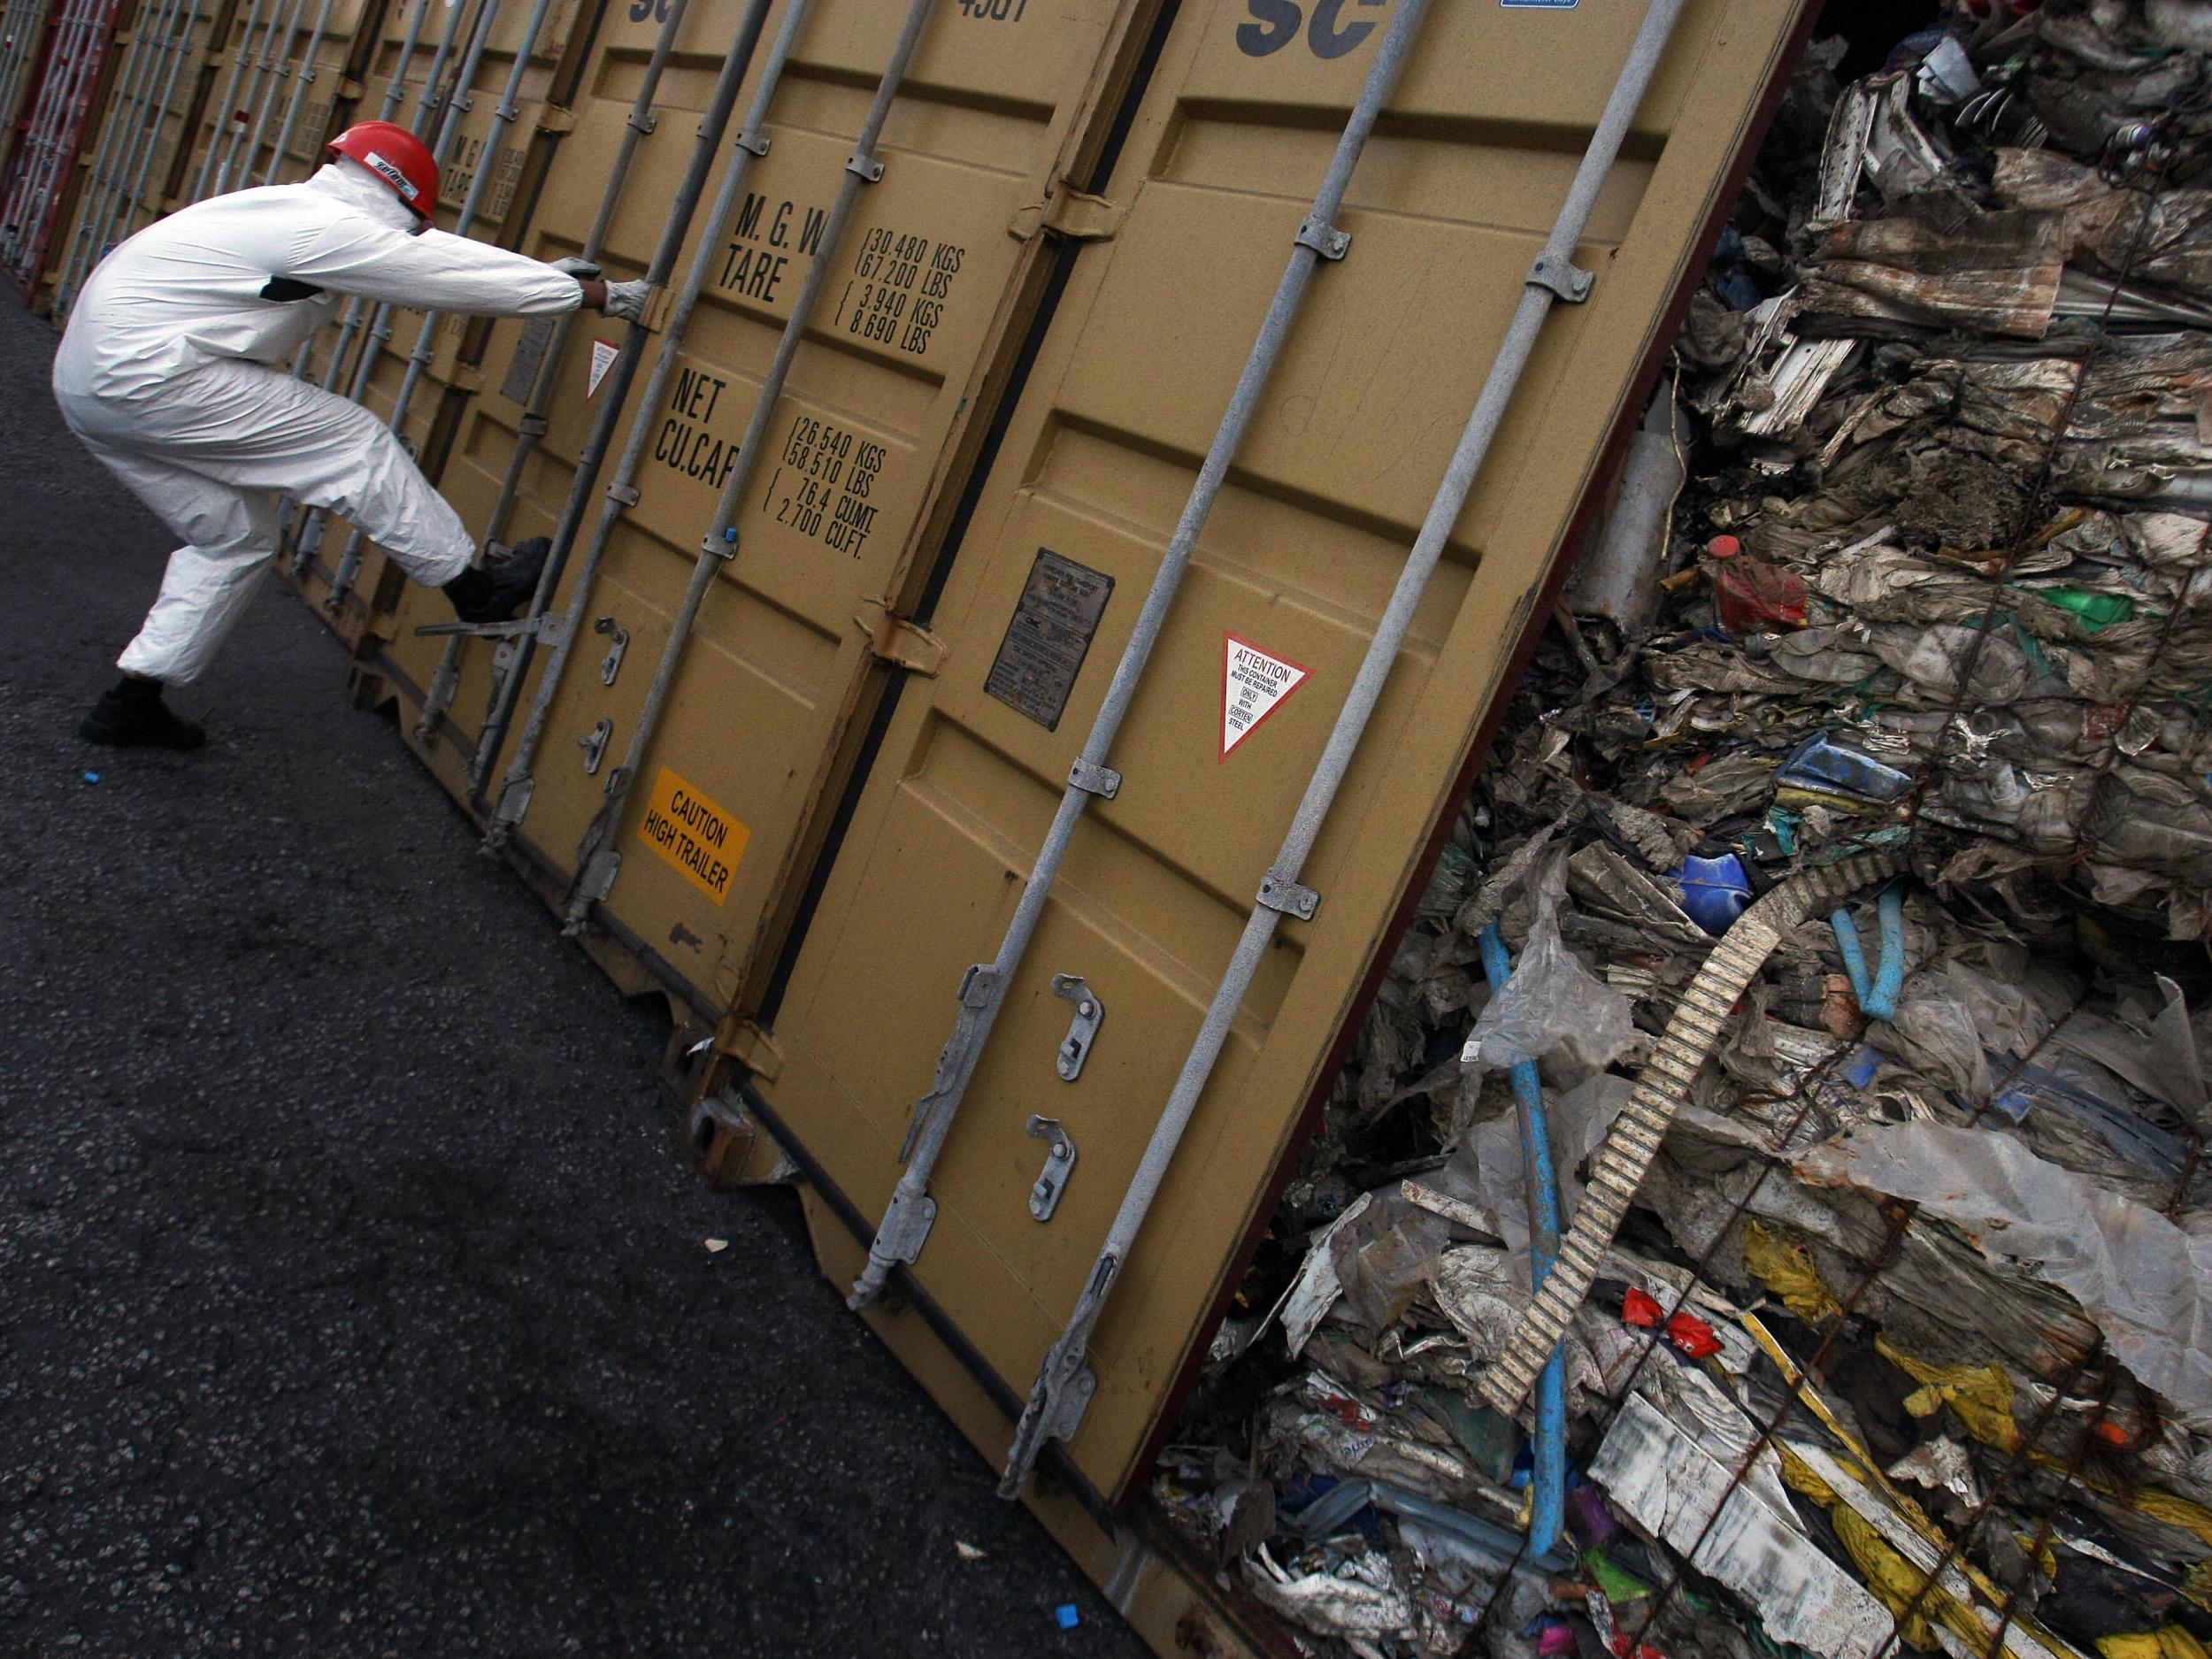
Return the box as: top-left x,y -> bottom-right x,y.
118,359 -> 549,621
69,440 -> 276,747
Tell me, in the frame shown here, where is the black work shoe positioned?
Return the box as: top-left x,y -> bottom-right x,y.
79,680 -> 206,750
442,536 -> 551,625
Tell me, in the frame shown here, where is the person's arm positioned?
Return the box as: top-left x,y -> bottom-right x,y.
286,214 -> 593,316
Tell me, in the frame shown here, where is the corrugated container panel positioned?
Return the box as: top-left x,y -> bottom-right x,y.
723,0 -> 1809,1549
365,0 -> 1168,1016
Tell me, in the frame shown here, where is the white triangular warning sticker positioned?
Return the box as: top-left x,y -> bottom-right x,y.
587,338 -> 618,399
1222,633 -> 1310,760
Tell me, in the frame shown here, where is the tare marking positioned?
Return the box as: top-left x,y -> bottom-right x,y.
1221,634 -> 1310,760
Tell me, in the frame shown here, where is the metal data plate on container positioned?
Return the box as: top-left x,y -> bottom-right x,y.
748,0 -> 1809,1504
377,0 -> 1170,1010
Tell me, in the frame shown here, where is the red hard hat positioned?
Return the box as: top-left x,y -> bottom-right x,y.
326,120 -> 437,218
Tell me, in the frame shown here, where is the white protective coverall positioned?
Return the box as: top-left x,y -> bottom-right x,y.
51,157 -> 583,684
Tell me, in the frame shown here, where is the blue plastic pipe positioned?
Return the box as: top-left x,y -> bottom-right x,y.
1830,883 -> 1906,1020
1478,922 -> 1567,1560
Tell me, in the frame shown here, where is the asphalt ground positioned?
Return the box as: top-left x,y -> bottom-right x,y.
0,297 -> 1148,1658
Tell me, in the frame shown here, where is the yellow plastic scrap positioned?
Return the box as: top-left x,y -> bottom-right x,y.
1878,1340 -> 2024,1454
1743,1222 -> 1845,1325
1777,1448 -> 1989,1657
2098,1631 -> 2211,1659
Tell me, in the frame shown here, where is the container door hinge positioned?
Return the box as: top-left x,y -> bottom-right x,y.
335,76 -> 363,99
448,362 -> 486,395
716,1018 -> 785,1083
1010,181 -> 1120,243
636,284 -> 673,335
854,595 -> 945,676
535,102 -> 576,134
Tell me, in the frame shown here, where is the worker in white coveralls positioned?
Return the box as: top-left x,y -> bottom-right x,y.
51,119 -> 650,749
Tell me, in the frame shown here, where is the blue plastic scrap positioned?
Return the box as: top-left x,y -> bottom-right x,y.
1054,1603 -> 1080,1631
1831,884 -> 1906,1021
1477,922 -> 1567,1560
1675,852 -> 1753,934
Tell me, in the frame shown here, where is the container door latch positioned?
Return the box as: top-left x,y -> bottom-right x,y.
1025,1115 -> 1078,1221
1050,973 -> 1102,1081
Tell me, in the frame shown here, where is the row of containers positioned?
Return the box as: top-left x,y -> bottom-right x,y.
19,0 -> 1817,1648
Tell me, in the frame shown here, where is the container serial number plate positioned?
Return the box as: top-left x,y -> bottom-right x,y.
983,549 -> 1114,733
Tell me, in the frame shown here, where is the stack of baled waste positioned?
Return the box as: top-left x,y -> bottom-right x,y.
1152,7 -> 2212,1658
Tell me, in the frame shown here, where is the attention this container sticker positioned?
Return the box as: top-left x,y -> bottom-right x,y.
587,339 -> 618,399
1222,634 -> 1310,759
637,766 -> 748,903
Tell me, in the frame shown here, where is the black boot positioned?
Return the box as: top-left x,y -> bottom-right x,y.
442,537 -> 550,625
79,676 -> 206,749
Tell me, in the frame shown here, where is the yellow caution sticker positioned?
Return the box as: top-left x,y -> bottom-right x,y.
637,766 -> 748,904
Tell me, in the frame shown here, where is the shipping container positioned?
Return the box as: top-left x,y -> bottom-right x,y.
670,0 -> 1815,1646
1,0 -> 127,295
0,0 -> 58,176
361,0 -> 1174,1019
42,0 -> 243,319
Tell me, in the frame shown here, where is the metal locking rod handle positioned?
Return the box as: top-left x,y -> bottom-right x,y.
998,0 -> 1690,1497
847,0 -> 1432,1314
411,0 -> 763,747
465,0 -> 811,817
555,0 -> 939,932
51,0 -> 171,303
321,0 -> 560,615
288,0 -> 495,572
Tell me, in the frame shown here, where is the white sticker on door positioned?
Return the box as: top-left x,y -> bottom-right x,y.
1222,633 -> 1310,760
587,338 -> 619,399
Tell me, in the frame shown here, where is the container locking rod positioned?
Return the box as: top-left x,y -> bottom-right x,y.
998,0 -> 1690,1497
848,0 -> 1433,1315
413,0 -> 717,748
464,0 -> 793,810
319,0 -> 557,618
546,0 -> 937,930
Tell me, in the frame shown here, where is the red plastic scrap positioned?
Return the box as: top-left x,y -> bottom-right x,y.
1709,557 -> 1808,633
1621,1289 -> 1724,1359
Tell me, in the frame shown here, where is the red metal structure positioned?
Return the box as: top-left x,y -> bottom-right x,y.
0,0 -> 123,293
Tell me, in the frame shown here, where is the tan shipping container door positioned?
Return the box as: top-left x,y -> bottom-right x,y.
374,0 -> 1168,1012
741,0 -> 1809,1507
